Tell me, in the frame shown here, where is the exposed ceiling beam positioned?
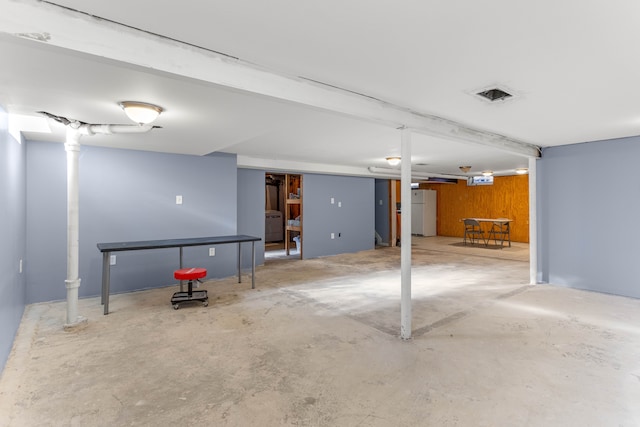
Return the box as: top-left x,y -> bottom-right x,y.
237,155 -> 374,177
0,0 -> 540,158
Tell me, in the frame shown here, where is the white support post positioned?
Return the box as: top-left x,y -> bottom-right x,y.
400,128 -> 412,340
390,180 -> 397,247
52,120 -> 155,328
528,157 -> 538,285
64,128 -> 86,328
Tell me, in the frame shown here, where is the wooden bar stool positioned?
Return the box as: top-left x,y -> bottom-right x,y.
171,267 -> 208,309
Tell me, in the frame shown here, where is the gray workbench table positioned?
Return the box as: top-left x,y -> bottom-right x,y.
97,235 -> 261,314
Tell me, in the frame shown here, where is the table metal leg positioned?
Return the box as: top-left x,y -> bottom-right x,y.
251,241 -> 255,289
179,247 -> 184,292
102,251 -> 111,315
237,243 -> 242,283
101,252 -> 107,304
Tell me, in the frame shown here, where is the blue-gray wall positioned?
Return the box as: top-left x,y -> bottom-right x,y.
303,174 -> 375,258
538,136 -> 640,298
237,168 -> 265,267
0,108 -> 27,369
374,179 -> 390,244
26,142 -> 241,303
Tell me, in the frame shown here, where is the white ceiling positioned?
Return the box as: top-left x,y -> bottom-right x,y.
2,1 -> 640,178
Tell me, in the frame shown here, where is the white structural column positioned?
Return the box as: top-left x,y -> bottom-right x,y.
390,180 -> 397,247
64,128 -> 85,328
528,157 -> 538,284
400,128 -> 412,340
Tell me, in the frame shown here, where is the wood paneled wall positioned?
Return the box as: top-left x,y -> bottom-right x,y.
418,175 -> 529,242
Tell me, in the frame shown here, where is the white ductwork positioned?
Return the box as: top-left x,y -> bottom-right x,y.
83,123 -> 156,136
64,128 -> 82,329
367,166 -> 465,181
62,120 -> 156,328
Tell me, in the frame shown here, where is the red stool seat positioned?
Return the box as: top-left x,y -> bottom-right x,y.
171,268 -> 208,309
174,267 -> 207,281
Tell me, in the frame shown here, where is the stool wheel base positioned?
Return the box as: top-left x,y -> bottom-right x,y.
171,289 -> 208,310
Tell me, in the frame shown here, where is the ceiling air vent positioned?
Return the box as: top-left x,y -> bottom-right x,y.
476,87 -> 513,102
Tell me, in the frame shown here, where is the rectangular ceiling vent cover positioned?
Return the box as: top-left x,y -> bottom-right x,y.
476,87 -> 513,102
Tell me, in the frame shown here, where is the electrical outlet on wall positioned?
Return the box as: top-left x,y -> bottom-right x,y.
110,255 -> 116,265
176,195 -> 183,205
209,248 -> 216,256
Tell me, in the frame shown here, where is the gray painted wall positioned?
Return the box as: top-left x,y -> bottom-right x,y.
374,179 -> 390,244
237,168 -> 265,267
303,174 -> 375,258
0,108 -> 27,369
26,142 -> 240,303
538,137 -> 640,298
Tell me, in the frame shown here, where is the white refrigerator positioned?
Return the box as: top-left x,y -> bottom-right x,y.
411,189 -> 437,236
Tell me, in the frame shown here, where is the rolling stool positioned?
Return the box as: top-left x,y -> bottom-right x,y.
171,267 -> 208,309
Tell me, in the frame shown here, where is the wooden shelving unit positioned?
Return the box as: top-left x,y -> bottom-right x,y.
284,174 -> 302,258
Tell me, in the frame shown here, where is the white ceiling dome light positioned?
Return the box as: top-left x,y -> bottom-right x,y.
386,156 -> 401,166
119,101 -> 163,125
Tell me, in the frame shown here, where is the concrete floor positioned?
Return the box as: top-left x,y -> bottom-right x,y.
1,237 -> 639,426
